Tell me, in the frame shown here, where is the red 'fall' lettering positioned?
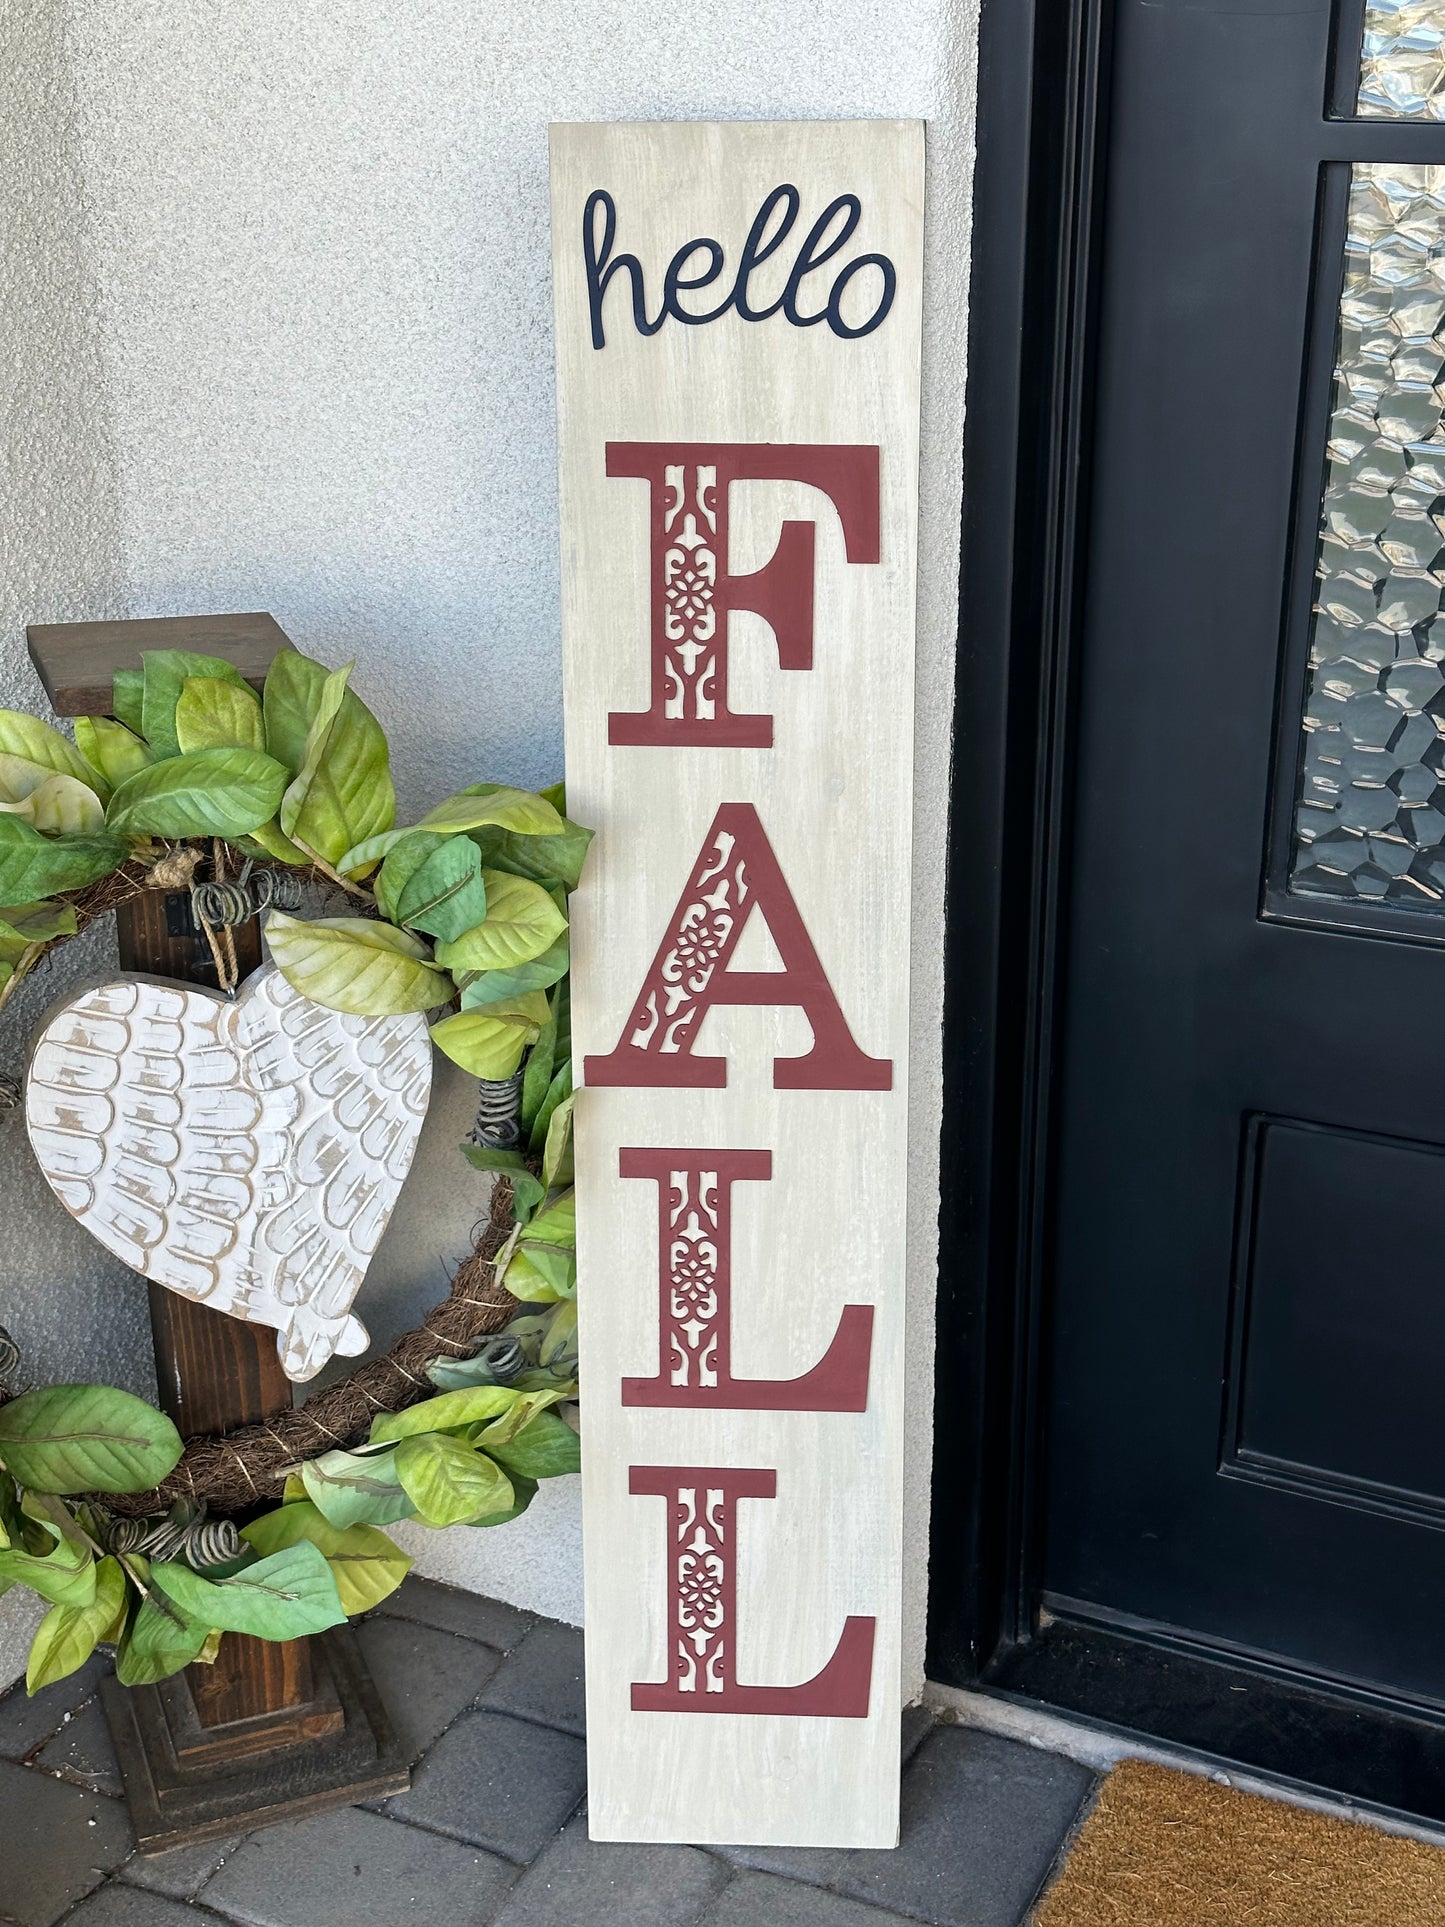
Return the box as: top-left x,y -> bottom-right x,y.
605,442 -> 879,748
584,802 -> 892,1091
629,1466 -> 875,1717
619,1148 -> 872,1411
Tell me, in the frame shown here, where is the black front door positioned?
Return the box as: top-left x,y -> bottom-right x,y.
936,0 -> 1445,1816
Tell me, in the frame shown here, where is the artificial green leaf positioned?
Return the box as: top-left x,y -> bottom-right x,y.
335,827 -> 414,874
434,873 -> 567,974
269,653 -> 395,864
369,1385 -> 521,1445
105,747 -> 288,839
0,819 -> 127,906
520,995 -> 559,1134
0,1385 -> 182,1494
375,830 -> 445,923
174,676 -> 267,754
0,901 -> 77,948
469,816 -> 595,891
466,1473 -> 539,1527
265,912 -> 451,1016
500,1243 -> 576,1304
0,1546 -> 93,1609
246,819 -> 310,865
153,1542 -> 346,1639
26,1557 -> 127,1693
540,1090 -> 575,1191
195,1627 -> 224,1665
141,650 -> 248,759
457,1148 -> 545,1223
386,835 -> 488,942
116,1592 -> 215,1685
469,1387 -> 566,1449
299,1445 -> 416,1529
75,716 -> 150,790
457,1146 -> 529,1176
0,776 -> 103,836
0,755 -> 105,832
0,1532 -> 95,1608
523,1188 -> 575,1250
393,1433 -> 514,1526
535,1299 -> 580,1382
0,712 -> 96,789
478,1408 -> 580,1481
417,785 -> 565,838
458,932 -> 569,1009
111,669 -> 144,736
241,1502 -> 411,1616
430,995 -> 548,1079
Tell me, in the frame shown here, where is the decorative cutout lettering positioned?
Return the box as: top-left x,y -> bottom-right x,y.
607,442 -> 879,749
584,803 -> 892,1091
619,1148 -> 872,1410
629,1466 -> 875,1717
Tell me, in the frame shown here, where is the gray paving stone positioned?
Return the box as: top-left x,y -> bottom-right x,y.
0,1756 -> 133,1927
54,1885 -> 231,1926
477,1618 -> 585,1736
830,1726 -> 1096,1927
700,1872 -> 922,1927
117,1832 -> 245,1900
902,1703 -> 936,1766
355,1611 -> 503,1762
198,1805 -> 515,1927
36,1697 -> 122,1798
0,1655 -> 111,1763
489,1813 -> 729,1927
385,1708 -> 587,1862
376,1576 -> 536,1652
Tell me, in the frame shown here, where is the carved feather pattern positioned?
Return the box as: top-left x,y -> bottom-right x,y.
25,965 -> 432,1381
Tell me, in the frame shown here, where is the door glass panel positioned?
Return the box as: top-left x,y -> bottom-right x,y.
1291,164 -> 1445,909
1359,2 -> 1445,119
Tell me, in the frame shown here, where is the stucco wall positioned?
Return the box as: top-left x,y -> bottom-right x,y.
0,0 -> 977,1695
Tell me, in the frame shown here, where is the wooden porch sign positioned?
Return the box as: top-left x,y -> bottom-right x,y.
551,120 -> 923,1846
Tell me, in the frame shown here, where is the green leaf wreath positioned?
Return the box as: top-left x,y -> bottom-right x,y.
0,645 -> 589,1693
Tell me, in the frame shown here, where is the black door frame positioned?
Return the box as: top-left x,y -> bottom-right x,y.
929,0 -> 1445,1826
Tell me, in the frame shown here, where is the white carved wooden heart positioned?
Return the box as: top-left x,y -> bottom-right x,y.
25,964 -> 432,1382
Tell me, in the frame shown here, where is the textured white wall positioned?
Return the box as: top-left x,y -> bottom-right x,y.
0,0 -> 977,1693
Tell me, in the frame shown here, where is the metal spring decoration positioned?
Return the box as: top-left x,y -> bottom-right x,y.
106,1503 -> 243,1571
455,1331 -> 528,1385
469,1071 -> 524,1150
0,1323 -> 20,1391
0,1074 -> 17,1111
190,865 -> 303,930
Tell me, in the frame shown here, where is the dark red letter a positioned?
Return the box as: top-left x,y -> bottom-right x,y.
584,803 -> 891,1091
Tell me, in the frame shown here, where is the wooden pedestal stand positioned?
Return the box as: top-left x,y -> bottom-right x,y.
27,614 -> 409,1852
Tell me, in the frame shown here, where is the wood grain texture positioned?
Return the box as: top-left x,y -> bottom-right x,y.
27,611 -> 289,716
25,965 -> 432,1381
552,120 -> 923,1846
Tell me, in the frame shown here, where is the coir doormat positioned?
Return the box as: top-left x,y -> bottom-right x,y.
1034,1758 -> 1445,1927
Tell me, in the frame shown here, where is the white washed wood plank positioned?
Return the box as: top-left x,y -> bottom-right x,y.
552,118 -> 923,1846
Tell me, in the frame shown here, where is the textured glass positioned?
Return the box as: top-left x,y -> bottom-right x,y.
1359,2 -> 1445,119
1291,166 -> 1445,909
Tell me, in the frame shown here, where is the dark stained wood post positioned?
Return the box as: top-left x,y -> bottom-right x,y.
27,613 -> 408,1850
